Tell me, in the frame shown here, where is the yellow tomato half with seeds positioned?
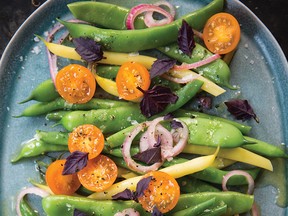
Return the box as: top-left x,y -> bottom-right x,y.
203,12 -> 241,54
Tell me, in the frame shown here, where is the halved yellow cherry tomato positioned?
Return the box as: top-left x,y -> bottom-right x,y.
203,12 -> 241,54
77,155 -> 118,192
45,159 -> 81,195
138,171 -> 180,213
68,124 -> 104,160
55,64 -> 96,104
116,61 -> 151,101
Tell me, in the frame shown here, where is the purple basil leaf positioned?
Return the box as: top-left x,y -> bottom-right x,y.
153,136 -> 161,148
74,209 -> 88,216
140,85 -> 178,118
152,206 -> 163,216
197,95 -> 213,110
170,120 -> 183,129
73,37 -> 103,63
224,99 -> 259,123
112,188 -> 135,200
164,113 -> 174,120
62,151 -> 88,175
150,58 -> 177,79
135,176 -> 153,198
177,20 -> 195,56
133,146 -> 162,165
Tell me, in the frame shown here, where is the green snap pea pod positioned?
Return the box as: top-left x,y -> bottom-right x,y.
179,117 -> 249,148
17,98 -> 131,117
103,145 -> 139,158
170,192 -> 253,215
19,79 -> 59,104
45,111 -> 72,121
59,0 -> 224,52
242,136 -> 288,158
192,167 -> 261,186
201,204 -> 227,216
172,198 -> 216,216
68,0 -> 224,31
20,198 -> 38,216
11,139 -> 68,162
42,195 -> 149,216
106,125 -> 136,148
107,116 -> 249,148
42,192 -> 253,216
172,109 -> 252,135
96,65 -> 120,79
153,80 -> 204,118
158,43 -> 235,89
36,130 -> 69,145
60,104 -> 146,133
68,1 -> 147,30
177,176 -> 220,193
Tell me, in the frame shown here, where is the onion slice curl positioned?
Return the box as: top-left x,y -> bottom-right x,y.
122,117 -> 189,173
126,1 -> 175,30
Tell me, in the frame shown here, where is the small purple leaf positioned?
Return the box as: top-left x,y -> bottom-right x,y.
224,99 -> 259,123
62,151 -> 88,175
150,58 -> 177,79
164,113 -> 174,120
170,120 -> 183,129
133,147 -> 162,165
112,177 -> 152,201
197,95 -> 213,110
74,209 -> 88,216
177,20 -> 195,56
73,37 -> 104,63
152,206 -> 163,216
112,188 -> 135,200
140,85 -> 178,118
135,176 -> 153,198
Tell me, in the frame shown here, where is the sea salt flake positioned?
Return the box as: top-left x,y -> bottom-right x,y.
34,36 -> 40,42
31,46 -> 41,54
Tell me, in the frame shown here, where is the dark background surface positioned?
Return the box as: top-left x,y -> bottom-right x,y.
0,0 -> 287,60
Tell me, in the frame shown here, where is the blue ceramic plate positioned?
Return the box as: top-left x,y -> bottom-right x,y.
0,0 -> 287,215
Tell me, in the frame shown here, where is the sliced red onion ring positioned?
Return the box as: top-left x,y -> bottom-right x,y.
169,119 -> 189,157
162,72 -> 200,84
144,1 -> 175,28
126,3 -> 174,29
251,202 -> 260,216
123,117 -> 189,172
173,54 -> 221,70
122,122 -> 163,173
140,117 -> 188,161
222,170 -> 255,195
45,19 -> 87,84
114,208 -> 140,216
139,130 -> 150,152
155,124 -> 174,161
16,187 -> 50,216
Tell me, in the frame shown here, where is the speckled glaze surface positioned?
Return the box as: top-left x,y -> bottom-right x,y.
0,0 -> 287,215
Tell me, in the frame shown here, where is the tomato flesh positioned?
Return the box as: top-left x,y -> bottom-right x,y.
68,124 -> 104,160
77,155 -> 118,192
138,171 -> 180,213
116,61 -> 150,101
55,64 -> 96,104
46,159 -> 81,195
203,13 -> 241,54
